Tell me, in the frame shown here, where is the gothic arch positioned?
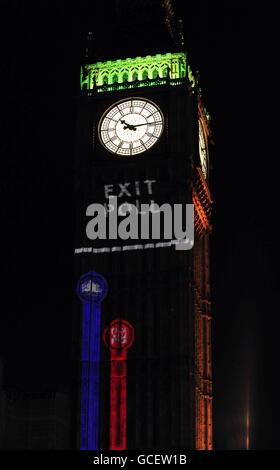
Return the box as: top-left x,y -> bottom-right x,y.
111,73 -> 118,84
131,70 -> 138,81
101,74 -> 108,85
142,69 -> 148,80
120,69 -> 129,82
152,68 -> 158,79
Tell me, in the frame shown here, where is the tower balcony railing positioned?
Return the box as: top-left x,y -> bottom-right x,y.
81,76 -> 190,95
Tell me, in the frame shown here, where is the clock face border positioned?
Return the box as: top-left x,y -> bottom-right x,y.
97,97 -> 164,156
198,118 -> 209,180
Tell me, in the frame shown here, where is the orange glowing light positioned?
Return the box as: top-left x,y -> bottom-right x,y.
246,409 -> 250,450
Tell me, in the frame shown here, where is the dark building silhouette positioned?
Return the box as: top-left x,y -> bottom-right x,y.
0,354 -> 71,450
0,0 -> 213,451
2,389 -> 71,449
0,358 -> 5,448
73,0 -> 213,450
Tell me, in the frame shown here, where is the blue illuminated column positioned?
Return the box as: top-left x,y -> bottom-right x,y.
77,271 -> 108,450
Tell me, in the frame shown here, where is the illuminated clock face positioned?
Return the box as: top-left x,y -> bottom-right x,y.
98,98 -> 164,155
198,120 -> 208,179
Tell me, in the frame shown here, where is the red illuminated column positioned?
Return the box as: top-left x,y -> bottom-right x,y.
103,319 -> 134,450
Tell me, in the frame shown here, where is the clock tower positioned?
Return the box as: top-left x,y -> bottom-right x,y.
73,0 -> 213,450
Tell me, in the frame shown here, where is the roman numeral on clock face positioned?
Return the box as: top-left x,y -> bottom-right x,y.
117,107 -> 125,116
99,98 -> 163,156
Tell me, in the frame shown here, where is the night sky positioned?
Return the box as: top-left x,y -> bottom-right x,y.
0,1 -> 276,450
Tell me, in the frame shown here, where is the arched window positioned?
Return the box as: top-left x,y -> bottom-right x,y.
122,72 -> 128,82
102,75 -> 108,85
132,71 -> 138,81
112,74 -> 118,84
142,70 -> 148,80
152,69 -> 158,79
162,68 -> 168,78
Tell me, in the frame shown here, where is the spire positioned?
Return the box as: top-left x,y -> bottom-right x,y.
162,0 -> 185,49
83,0 -> 185,63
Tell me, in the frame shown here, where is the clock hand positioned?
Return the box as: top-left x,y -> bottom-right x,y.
131,121 -> 162,128
120,119 -> 162,131
120,119 -> 136,131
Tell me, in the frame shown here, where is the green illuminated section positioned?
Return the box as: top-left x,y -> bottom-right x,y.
80,52 -> 195,92
205,108 -> 210,121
